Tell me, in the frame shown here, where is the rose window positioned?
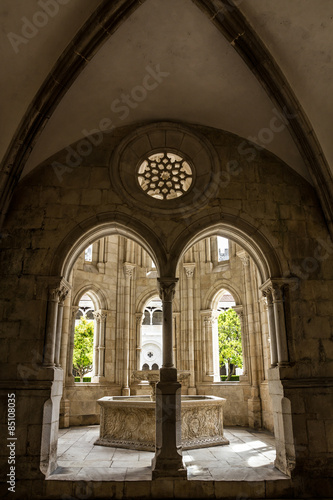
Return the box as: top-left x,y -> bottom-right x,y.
137,152 -> 193,200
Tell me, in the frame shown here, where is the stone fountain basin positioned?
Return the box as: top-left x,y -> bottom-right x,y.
95,395 -> 229,451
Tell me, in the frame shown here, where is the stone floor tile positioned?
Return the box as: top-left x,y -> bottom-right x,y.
76,467 -> 126,481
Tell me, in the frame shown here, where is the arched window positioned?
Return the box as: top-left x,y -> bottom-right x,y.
140,298 -> 163,369
73,294 -> 94,382
216,292 -> 243,381
217,236 -> 229,262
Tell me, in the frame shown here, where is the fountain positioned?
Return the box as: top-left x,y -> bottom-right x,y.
95,371 -> 229,451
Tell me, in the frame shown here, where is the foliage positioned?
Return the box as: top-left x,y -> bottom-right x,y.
218,308 -> 243,381
73,317 -> 94,382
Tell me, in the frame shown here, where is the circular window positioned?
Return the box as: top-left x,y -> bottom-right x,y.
137,152 -> 193,200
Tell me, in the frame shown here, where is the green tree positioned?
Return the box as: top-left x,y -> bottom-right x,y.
218,308 -> 243,380
73,317 -> 94,382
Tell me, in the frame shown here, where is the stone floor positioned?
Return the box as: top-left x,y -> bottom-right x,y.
50,425 -> 288,482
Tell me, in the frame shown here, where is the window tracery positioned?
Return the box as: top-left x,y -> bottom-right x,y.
137,152 -> 193,200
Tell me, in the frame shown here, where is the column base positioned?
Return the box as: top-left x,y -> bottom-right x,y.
122,387 -> 130,396
187,386 -> 197,395
152,367 -> 187,479
152,456 -> 187,479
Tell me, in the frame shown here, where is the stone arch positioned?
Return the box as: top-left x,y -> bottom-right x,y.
204,280 -> 243,311
50,216 -> 164,279
171,219 -> 282,282
72,283 -> 109,311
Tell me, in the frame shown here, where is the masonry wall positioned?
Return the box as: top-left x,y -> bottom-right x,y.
0,122 -> 332,487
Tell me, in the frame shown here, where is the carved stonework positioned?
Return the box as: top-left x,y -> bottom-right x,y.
94,310 -> 108,322
49,279 -> 70,303
183,263 -> 195,279
158,278 -> 178,302
123,263 -> 135,279
95,395 -> 229,451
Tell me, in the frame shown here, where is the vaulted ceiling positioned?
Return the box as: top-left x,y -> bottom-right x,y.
1,0 -> 332,230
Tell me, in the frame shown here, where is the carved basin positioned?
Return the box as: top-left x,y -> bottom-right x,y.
95,395 -> 229,451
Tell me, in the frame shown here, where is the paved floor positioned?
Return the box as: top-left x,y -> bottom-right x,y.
50,425 -> 288,482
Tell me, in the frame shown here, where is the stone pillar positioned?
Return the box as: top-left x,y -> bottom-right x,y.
54,284 -> 70,366
239,251 -> 262,429
44,279 -> 70,367
183,263 -> 196,394
152,277 -> 186,479
122,263 -> 135,395
93,312 -> 100,378
67,306 -> 79,379
261,287 -> 278,366
135,312 -> 144,370
97,310 -> 107,377
200,310 -> 215,381
233,305 -> 247,376
272,283 -> 289,366
260,278 -> 296,366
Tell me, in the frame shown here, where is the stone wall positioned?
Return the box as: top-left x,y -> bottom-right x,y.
1,121 -> 332,486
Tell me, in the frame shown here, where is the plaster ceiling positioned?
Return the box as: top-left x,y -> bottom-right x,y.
1,0 -> 332,186
21,0 -> 310,180
0,0 -> 101,165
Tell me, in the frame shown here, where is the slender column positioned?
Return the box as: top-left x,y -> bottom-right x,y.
93,312 -> 101,378
152,277 -> 186,479
98,310 -> 107,377
135,312 -> 144,370
262,288 -> 278,366
44,279 -> 70,367
205,314 -> 214,377
233,306 -> 247,375
239,251 -> 261,429
123,263 -> 135,395
158,277 -> 177,368
54,283 -> 70,367
184,264 -> 196,392
200,312 -> 208,380
67,306 -> 79,379
59,293 -> 72,376
272,283 -> 289,365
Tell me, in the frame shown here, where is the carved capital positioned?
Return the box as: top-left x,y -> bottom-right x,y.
158,277 -> 178,302
183,263 -> 196,279
71,305 -> 79,318
123,262 -> 135,279
94,310 -> 108,322
49,278 -> 70,304
135,312 -> 144,325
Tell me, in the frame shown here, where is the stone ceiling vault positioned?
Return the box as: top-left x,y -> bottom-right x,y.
0,0 -> 332,234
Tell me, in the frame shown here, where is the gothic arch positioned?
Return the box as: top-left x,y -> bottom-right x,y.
50,216 -> 164,280
72,283 -> 109,311
204,280 -> 243,311
172,218 -> 283,282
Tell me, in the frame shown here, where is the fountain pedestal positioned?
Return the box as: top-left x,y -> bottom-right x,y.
152,367 -> 186,479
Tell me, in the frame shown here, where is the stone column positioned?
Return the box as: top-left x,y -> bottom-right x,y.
200,310 -> 215,381
239,251 -> 262,429
233,306 -> 247,376
92,312 -> 100,378
97,310 -> 107,378
44,279 -> 70,367
122,263 -> 135,395
184,263 -> 196,394
135,312 -> 144,370
67,306 -> 79,379
272,283 -> 289,366
54,285 -> 70,367
261,287 -> 278,367
152,277 -> 186,479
